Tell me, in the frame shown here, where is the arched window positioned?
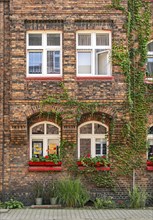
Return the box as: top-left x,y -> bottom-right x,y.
30,121 -> 60,159
147,41 -> 153,78
78,121 -> 108,158
148,126 -> 153,158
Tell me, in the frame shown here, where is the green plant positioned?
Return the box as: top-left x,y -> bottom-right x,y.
33,181 -> 44,198
47,180 -> 57,197
4,199 -> 24,209
79,155 -> 110,167
128,185 -> 148,208
0,201 -> 4,208
56,178 -> 89,207
94,197 -> 115,209
30,154 -> 61,163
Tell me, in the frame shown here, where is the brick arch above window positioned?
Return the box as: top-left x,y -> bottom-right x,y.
77,112 -> 113,127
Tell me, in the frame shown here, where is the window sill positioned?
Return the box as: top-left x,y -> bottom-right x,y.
76,76 -> 114,81
28,166 -> 62,172
25,77 -> 63,81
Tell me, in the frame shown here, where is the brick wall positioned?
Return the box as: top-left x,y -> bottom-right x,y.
0,0 -> 153,205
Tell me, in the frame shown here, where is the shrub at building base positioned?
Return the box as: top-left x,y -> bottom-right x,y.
56,178 -> 90,207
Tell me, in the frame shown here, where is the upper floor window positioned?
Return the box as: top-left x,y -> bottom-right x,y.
26,32 -> 62,77
30,121 -> 60,159
78,121 -> 108,158
147,41 -> 153,78
148,126 -> 153,158
76,31 -> 111,76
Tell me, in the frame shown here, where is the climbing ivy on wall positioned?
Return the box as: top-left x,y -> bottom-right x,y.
110,0 -> 151,175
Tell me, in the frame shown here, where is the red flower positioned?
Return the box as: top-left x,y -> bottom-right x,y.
102,155 -> 106,158
45,155 -> 49,159
87,154 -> 90,158
54,147 -> 56,150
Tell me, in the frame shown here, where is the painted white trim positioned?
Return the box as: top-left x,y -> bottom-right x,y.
76,31 -> 112,76
30,121 -> 60,158
78,121 -> 108,158
26,31 -> 62,77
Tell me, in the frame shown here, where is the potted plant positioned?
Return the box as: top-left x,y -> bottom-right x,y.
47,180 -> 58,205
33,181 -> 44,205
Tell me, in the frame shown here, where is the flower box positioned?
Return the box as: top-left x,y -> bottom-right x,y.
28,166 -> 62,172
77,161 -> 110,171
28,161 -> 62,166
77,161 -> 110,167
146,160 -> 153,166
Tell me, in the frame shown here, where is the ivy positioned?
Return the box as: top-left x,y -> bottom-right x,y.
111,0 -> 151,175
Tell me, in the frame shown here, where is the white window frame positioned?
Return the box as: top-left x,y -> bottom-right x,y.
147,125 -> 153,158
146,40 -> 153,80
30,121 -> 60,159
26,31 -> 62,77
76,31 -> 112,76
78,121 -> 108,159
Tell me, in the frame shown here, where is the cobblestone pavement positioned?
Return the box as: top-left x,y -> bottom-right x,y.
0,208 -> 153,220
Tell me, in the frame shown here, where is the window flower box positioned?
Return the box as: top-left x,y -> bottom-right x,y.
28,161 -> 62,166
146,160 -> 153,171
77,155 -> 110,171
146,160 -> 153,166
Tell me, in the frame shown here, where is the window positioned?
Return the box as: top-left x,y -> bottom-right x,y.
148,126 -> 153,158
30,122 -> 60,159
27,32 -> 62,77
78,121 -> 108,158
76,31 -> 111,76
147,41 -> 153,78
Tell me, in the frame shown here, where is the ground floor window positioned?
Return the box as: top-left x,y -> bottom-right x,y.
30,121 -> 60,159
148,126 -> 153,158
78,121 -> 108,158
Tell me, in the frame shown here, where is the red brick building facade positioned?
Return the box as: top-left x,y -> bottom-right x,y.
0,0 -> 153,205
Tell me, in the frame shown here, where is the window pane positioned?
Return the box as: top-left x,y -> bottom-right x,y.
96,33 -> 109,46
80,139 -> 91,157
48,139 -> 59,154
97,50 -> 108,75
29,52 -> 42,74
47,51 -> 60,74
78,52 -> 91,74
148,143 -> 153,158
47,124 -> 59,134
148,42 -> 153,52
80,123 -> 92,134
78,34 -> 91,46
147,58 -> 153,76
95,143 -> 101,155
47,34 -> 60,46
29,34 -> 42,46
32,140 -> 43,157
94,123 -> 107,134
32,124 -> 44,134
95,139 -> 107,156
149,126 -> 153,134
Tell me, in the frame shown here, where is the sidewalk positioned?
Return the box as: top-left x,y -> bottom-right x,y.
0,208 -> 153,220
